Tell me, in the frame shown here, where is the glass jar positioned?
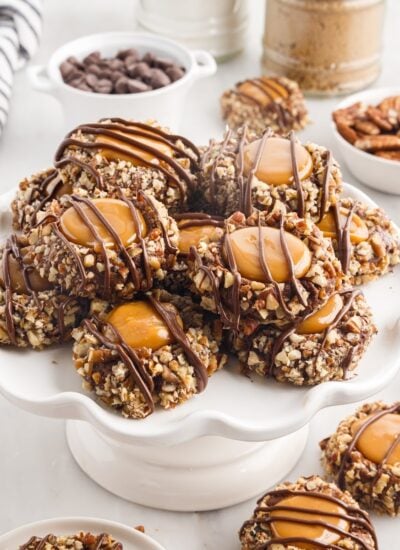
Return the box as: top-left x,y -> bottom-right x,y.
137,0 -> 249,61
262,0 -> 385,95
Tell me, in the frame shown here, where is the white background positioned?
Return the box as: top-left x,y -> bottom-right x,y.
0,0 -> 400,548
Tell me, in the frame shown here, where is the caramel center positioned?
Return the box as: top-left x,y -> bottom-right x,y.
178,223 -> 224,255
317,208 -> 369,244
270,495 -> 349,549
225,226 -> 311,283
60,198 -> 147,248
97,128 -> 174,164
107,301 -> 182,351
297,294 -> 344,335
243,137 -> 313,186
237,77 -> 288,107
352,413 -> 400,465
0,249 -> 52,294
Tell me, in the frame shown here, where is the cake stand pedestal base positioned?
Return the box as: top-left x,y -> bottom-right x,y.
66,420 -> 309,511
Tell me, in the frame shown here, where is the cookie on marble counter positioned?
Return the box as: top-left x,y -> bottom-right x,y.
198,128 -> 342,219
188,206 -> 343,331
72,291 -> 227,419
232,289 -> 375,386
239,475 -> 378,550
20,532 -> 122,549
320,401 -> 400,516
28,192 -> 178,300
0,234 -> 85,349
317,197 -> 400,285
221,76 -> 308,137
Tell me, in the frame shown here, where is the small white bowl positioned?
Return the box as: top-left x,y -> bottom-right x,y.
28,31 -> 217,130
332,87 -> 400,195
0,517 -> 166,549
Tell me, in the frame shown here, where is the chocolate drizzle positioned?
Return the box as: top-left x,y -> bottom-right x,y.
236,77 -> 289,105
337,403 -> 400,506
174,212 -> 224,230
83,295 -> 208,410
240,488 -> 378,549
205,127 -> 332,219
54,119 -> 200,206
19,533 -> 123,549
289,131 -> 305,218
318,150 -> 332,223
269,289 -> 360,379
332,202 -> 357,273
50,192 -> 176,299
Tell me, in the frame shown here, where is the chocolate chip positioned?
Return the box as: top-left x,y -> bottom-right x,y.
149,68 -> 171,89
117,48 -> 140,61
166,66 -> 185,82
83,51 -> 101,66
126,63 -> 138,78
124,55 -> 140,70
65,68 -> 85,83
127,79 -> 151,93
85,73 -> 98,89
131,62 -> 152,80
76,83 -> 92,92
86,64 -> 101,76
95,79 -> 113,94
114,76 -> 129,94
66,56 -> 84,69
142,52 -> 156,66
59,61 -> 75,80
109,58 -> 125,71
69,75 -> 86,88
111,70 -> 125,83
154,57 -> 175,70
98,68 -> 112,79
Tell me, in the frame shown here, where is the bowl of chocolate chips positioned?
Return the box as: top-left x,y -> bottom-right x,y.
28,31 -> 216,128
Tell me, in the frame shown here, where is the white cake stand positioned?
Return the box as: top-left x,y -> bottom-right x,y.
0,184 -> 399,511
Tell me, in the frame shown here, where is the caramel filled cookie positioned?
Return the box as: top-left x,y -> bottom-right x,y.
72,291 -> 227,419
232,289 -> 375,386
0,235 -> 85,349
20,532 -> 122,549
12,120 -> 200,230
318,197 -> 400,285
198,129 -> 342,219
321,401 -> 400,516
239,475 -> 378,550
55,118 -> 200,212
188,207 -> 343,331
28,193 -> 178,300
163,212 -> 225,294
221,76 -> 308,137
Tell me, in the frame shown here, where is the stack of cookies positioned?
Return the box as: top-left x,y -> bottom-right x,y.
4,112 -> 399,420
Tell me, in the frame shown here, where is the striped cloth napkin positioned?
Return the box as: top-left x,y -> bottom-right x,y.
0,0 -> 42,134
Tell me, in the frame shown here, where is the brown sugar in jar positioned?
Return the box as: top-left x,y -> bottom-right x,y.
262,0 -> 385,95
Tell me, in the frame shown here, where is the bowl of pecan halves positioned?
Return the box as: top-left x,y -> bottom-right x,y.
332,87 -> 400,195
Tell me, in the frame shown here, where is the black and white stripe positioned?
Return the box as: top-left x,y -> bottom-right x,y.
0,0 -> 42,133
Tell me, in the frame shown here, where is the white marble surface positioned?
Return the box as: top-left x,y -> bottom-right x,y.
0,0 -> 400,548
